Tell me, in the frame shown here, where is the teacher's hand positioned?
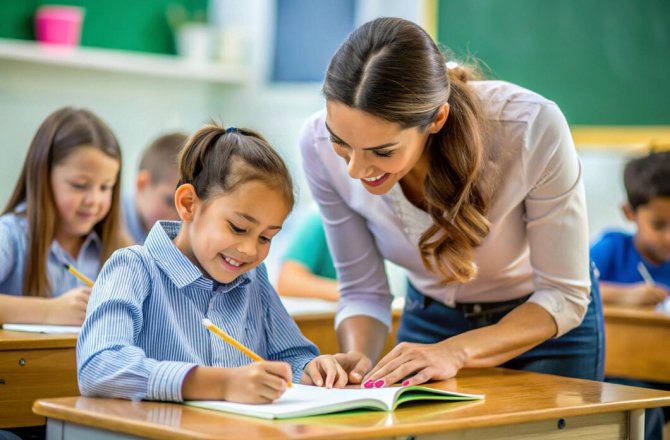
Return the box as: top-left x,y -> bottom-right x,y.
333,351 -> 372,385
362,340 -> 465,387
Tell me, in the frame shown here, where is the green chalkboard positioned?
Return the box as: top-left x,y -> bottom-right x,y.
0,0 -> 207,54
437,0 -> 670,125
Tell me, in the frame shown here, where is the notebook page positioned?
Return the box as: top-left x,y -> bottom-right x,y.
187,384 -> 400,419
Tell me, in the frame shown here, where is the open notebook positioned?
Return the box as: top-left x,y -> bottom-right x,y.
185,383 -> 484,419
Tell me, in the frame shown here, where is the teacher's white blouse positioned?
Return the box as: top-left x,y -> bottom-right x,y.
300,80 -> 590,337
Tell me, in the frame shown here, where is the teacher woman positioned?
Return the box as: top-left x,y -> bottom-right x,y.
300,17 -> 603,387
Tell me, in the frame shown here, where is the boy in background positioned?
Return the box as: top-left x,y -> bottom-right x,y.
123,132 -> 186,244
591,150 -> 670,305
590,150 -> 670,440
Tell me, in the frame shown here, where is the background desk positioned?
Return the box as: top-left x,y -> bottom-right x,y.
284,297 -> 402,357
603,305 -> 670,383
293,312 -> 401,357
34,368 -> 670,440
0,330 -> 78,428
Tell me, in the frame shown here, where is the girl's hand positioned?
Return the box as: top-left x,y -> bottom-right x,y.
362,340 -> 464,388
221,361 -> 292,404
46,286 -> 91,325
301,355 -> 348,388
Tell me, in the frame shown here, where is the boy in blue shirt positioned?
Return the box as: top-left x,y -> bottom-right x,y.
591,151 -> 670,305
591,150 -> 670,440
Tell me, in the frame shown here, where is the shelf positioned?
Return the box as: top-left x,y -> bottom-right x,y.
0,38 -> 248,84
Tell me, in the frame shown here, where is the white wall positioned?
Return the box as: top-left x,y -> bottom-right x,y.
581,148 -> 634,239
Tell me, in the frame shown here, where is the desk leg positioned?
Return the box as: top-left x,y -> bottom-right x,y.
45,419 -> 64,440
45,420 -> 142,440
629,409 -> 644,440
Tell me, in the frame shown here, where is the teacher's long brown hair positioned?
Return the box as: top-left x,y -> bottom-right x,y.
323,17 -> 498,283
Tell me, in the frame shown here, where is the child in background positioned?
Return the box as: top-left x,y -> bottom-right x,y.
591,150 -> 670,306
122,132 -> 186,244
590,150 -> 670,440
0,107 -> 128,326
78,125 -> 357,404
276,210 -> 338,301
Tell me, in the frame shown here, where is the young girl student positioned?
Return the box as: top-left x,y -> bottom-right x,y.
77,125 -> 356,404
0,107 -> 128,326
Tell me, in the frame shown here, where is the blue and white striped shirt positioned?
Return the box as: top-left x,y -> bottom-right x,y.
77,220 -> 319,402
0,210 -> 101,296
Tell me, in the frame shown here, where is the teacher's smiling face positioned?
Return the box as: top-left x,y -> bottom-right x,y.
325,100 -> 446,195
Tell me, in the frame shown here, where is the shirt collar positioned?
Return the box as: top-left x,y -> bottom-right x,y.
145,220 -> 251,292
50,229 -> 101,264
13,200 -> 101,264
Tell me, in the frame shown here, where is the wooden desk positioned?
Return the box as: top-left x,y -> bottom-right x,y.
0,330 -> 78,428
293,311 -> 401,357
603,305 -> 670,383
33,368 -> 670,440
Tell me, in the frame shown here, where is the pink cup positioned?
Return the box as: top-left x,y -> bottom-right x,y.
34,6 -> 84,47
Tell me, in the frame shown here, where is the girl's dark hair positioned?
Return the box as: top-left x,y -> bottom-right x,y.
178,125 -> 294,208
323,17 -> 495,283
624,150 -> 670,210
3,107 -> 128,297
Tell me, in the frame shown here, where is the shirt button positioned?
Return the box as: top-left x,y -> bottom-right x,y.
473,304 -> 482,314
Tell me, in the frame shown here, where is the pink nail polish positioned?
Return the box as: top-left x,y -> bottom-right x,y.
402,380 -> 410,386
374,379 -> 385,388
363,380 -> 374,388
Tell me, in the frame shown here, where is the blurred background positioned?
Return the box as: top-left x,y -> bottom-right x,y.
1,0 -> 668,284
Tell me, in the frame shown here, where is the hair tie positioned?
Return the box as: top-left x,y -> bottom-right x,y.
225,127 -> 239,134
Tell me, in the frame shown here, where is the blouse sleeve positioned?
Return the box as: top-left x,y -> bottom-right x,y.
523,103 -> 591,337
299,112 -> 394,329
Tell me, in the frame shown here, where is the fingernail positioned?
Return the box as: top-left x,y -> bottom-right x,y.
363,380 -> 374,388
352,372 -> 362,381
402,380 -> 410,386
316,379 -> 322,386
374,379 -> 385,388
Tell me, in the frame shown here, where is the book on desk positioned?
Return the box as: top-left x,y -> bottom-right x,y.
185,383 -> 484,419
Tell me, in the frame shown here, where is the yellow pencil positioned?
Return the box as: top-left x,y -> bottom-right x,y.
201,318 -> 292,387
63,263 -> 94,287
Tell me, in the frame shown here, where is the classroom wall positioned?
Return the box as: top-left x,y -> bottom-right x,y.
0,0 -> 429,287
0,0 -> 646,285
